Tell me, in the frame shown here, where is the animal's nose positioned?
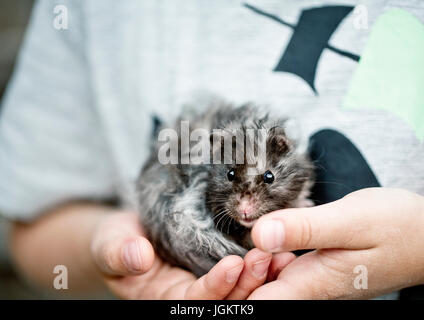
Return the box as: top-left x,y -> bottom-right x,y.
238,196 -> 256,217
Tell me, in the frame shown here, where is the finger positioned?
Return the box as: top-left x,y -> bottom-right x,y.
226,249 -> 272,300
249,249 -> 371,300
248,276 -> 306,299
185,255 -> 244,300
249,251 -> 333,299
95,236 -> 155,276
267,252 -> 296,282
251,196 -> 378,253
91,212 -> 155,276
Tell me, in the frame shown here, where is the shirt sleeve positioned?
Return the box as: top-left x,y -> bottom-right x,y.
0,0 -> 116,221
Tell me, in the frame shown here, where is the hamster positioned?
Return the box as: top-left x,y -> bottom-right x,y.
136,99 -> 314,276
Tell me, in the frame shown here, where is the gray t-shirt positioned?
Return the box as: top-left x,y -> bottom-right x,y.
0,0 -> 423,221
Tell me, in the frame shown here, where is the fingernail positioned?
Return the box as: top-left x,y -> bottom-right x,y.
260,220 -> 285,252
225,264 -> 243,283
252,258 -> 271,279
122,240 -> 143,272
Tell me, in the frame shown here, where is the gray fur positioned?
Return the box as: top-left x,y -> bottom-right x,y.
136,99 -> 314,276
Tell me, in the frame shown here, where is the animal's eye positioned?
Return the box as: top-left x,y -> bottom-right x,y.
263,170 -> 274,184
227,168 -> 236,181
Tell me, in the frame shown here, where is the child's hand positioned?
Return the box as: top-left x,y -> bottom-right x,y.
249,188 -> 424,299
90,211 -> 287,299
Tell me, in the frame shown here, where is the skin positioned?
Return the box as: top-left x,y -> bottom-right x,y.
9,203 -> 292,299
248,188 -> 424,299
9,187 -> 424,299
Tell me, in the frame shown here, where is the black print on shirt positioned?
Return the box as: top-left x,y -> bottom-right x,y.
244,3 -> 360,94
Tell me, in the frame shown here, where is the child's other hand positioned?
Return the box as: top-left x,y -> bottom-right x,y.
249,188 -> 424,299
90,211 -> 288,299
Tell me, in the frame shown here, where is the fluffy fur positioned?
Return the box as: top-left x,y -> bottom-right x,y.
136,99 -> 314,276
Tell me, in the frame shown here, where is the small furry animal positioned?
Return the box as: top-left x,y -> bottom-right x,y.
136,99 -> 314,276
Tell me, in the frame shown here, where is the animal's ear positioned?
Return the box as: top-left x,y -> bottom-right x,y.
267,127 -> 290,154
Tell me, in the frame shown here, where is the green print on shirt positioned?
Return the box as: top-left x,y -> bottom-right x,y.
343,9 -> 424,141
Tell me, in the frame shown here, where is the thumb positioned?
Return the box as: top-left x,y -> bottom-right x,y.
251,193 -> 378,253
95,236 -> 155,276
91,212 -> 155,276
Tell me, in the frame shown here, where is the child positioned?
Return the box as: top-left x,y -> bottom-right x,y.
1,0 -> 424,299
